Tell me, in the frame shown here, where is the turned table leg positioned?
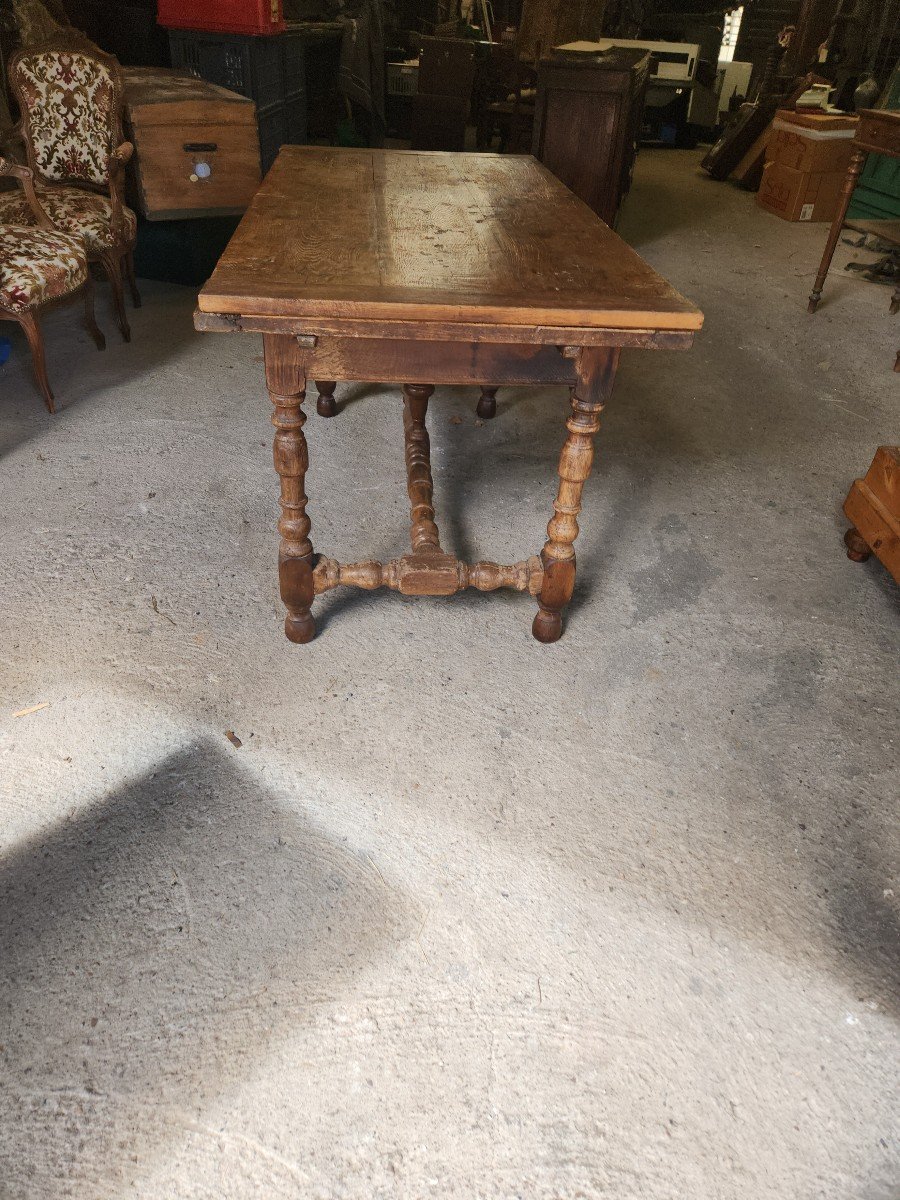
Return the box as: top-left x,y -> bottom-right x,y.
476,386 -> 498,420
808,147 -> 866,313
403,384 -> 440,551
265,334 -> 316,643
844,526 -> 871,562
315,380 -> 337,417
533,347 -> 619,644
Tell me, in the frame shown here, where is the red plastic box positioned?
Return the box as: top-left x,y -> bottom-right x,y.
157,0 -> 285,36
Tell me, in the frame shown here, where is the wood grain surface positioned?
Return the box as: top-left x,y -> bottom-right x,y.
198,147 -> 703,332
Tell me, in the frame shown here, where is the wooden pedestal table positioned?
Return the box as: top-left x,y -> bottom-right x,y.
195,147 -> 703,643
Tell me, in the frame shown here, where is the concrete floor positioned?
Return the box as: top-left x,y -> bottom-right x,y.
0,150 -> 897,1200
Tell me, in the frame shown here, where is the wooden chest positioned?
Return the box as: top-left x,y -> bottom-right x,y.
124,68 -> 261,221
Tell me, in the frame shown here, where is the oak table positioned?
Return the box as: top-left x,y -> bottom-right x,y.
195,147 -> 703,643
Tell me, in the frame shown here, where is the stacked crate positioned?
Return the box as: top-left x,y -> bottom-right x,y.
757,109 -> 858,222
158,0 -> 286,35
167,26 -> 308,171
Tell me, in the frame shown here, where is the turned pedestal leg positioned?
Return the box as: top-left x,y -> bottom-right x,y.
808,148 -> 866,314
533,347 -> 619,644
844,526 -> 871,562
265,334 -> 316,643
476,386 -> 498,420
403,384 -> 440,551
316,380 -> 337,417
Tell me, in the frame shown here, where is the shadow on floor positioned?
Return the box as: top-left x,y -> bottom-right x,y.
0,279 -> 200,458
618,151 -> 712,247
0,739 -> 406,1195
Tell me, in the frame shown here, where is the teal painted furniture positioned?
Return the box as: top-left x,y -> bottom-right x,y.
848,81 -> 900,221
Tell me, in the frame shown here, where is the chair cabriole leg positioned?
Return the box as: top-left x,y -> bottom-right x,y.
18,310 -> 55,413
99,250 -> 131,342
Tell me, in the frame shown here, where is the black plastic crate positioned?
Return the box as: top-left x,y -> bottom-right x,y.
168,27 -> 307,171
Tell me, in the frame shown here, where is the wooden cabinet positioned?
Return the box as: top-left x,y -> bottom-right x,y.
531,48 -> 650,228
124,68 -> 261,221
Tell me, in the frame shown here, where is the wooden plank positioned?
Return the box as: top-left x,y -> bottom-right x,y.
730,124 -> 771,189
844,218 -> 900,247
198,146 -> 703,333
125,67 -> 257,125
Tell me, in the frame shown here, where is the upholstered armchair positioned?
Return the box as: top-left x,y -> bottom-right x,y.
0,34 -> 139,343
0,155 -> 105,411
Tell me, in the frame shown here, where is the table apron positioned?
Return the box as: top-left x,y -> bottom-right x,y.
194,309 -> 696,350
299,337 -> 578,386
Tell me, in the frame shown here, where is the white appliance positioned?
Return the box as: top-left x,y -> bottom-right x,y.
716,60 -> 753,117
557,38 -> 700,81
555,38 -> 717,128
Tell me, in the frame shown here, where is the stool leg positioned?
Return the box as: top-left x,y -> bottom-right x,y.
476,386 -> 497,420
533,348 -> 619,643
316,380 -> 337,417
266,334 -> 316,643
808,148 -> 866,313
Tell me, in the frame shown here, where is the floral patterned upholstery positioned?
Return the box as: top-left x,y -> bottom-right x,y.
0,224 -> 87,313
12,49 -> 118,187
0,186 -> 136,255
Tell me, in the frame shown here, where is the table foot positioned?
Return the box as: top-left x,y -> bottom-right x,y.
285,611 -> 316,642
844,526 -> 871,562
807,291 -> 821,314
476,387 -> 498,419
532,607 -> 563,643
316,380 -> 337,417
280,551 -> 316,640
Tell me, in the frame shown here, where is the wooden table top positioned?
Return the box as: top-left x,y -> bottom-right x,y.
198,147 -> 703,333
